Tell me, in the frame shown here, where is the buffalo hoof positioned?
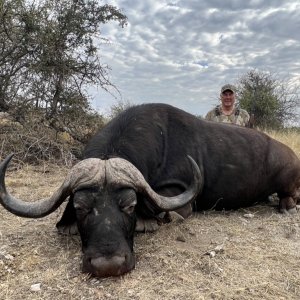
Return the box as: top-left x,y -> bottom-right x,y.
166,211 -> 185,222
57,222 -> 78,235
135,218 -> 159,232
175,203 -> 193,218
280,207 -> 297,215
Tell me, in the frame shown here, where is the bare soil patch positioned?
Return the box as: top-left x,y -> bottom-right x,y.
0,163 -> 300,300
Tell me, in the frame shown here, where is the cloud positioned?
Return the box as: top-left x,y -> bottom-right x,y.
91,0 -> 300,117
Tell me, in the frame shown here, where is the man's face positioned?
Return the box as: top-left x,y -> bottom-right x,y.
221,90 -> 235,108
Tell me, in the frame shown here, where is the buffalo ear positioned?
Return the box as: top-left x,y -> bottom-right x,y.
56,194 -> 78,233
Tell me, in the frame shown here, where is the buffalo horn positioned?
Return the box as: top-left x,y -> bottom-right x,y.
0,154 -> 105,218
0,154 -> 201,217
106,155 -> 202,211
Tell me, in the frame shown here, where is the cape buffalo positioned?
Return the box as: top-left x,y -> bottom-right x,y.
0,103 -> 300,278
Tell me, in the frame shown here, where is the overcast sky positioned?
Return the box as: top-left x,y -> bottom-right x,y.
91,0 -> 300,117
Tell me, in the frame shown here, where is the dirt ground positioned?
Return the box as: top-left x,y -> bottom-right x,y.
0,162 -> 300,300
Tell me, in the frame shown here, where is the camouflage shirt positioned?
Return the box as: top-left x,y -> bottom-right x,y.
205,105 -> 250,127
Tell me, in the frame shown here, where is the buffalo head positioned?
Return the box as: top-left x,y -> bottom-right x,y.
0,154 -> 202,277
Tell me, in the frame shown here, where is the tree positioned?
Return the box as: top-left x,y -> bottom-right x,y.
0,0 -> 29,112
108,99 -> 132,119
237,70 -> 300,129
0,0 -> 127,139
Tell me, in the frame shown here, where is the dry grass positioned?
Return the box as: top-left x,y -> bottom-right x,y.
1,131 -> 300,300
267,129 -> 300,157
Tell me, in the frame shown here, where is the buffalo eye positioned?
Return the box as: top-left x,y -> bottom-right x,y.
73,203 -> 91,219
73,190 -> 95,218
121,204 -> 136,215
118,189 -> 137,215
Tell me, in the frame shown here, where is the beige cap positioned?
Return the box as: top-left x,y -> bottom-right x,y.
221,84 -> 236,93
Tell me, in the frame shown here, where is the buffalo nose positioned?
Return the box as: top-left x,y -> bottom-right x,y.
84,255 -> 134,277
91,255 -> 125,272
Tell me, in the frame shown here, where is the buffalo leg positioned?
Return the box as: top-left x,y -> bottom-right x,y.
135,217 -> 160,232
279,196 -> 297,214
174,203 -> 193,218
135,203 -> 193,232
56,196 -> 78,235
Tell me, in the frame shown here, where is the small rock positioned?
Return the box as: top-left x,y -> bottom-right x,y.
127,289 -> 134,295
205,242 -> 225,257
214,244 -> 224,253
244,213 -> 255,218
209,251 -> 216,258
4,254 -> 14,260
30,283 -> 41,292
